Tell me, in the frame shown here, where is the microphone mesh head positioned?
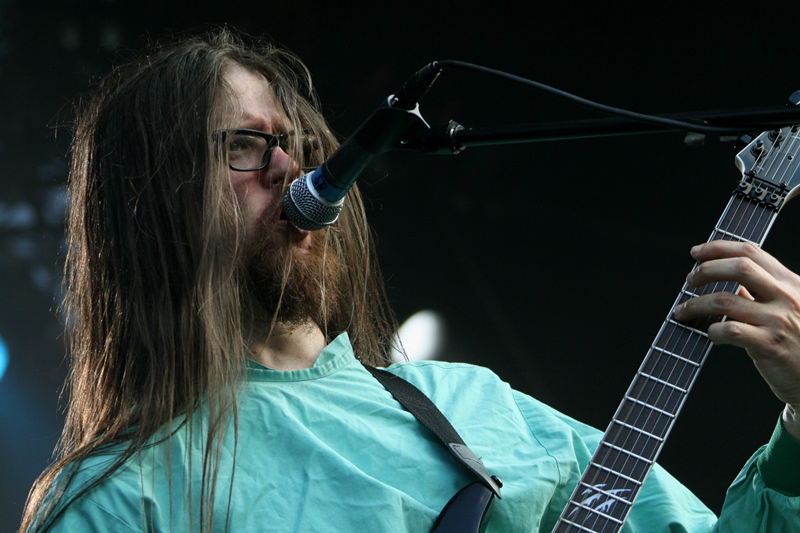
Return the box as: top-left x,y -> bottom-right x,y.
284,176 -> 343,231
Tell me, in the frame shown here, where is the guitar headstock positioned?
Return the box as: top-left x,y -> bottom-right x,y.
735,119 -> 800,211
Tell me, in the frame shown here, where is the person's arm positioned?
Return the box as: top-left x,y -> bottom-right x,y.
706,415 -> 800,532
756,415 -> 800,497
673,241 -> 800,439
669,240 -> 800,530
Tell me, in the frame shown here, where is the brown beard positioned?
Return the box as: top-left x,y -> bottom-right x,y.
242,216 -> 345,334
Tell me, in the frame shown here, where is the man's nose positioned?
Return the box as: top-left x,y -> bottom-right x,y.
260,147 -> 302,188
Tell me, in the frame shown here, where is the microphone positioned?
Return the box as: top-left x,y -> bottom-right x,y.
284,63 -> 442,231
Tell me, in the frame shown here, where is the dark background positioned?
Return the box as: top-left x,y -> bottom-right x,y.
2,1 -> 800,530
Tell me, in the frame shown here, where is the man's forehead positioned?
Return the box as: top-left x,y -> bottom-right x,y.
219,64 -> 287,130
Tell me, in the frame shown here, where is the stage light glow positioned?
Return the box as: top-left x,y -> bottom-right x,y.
392,310 -> 444,363
0,335 -> 7,382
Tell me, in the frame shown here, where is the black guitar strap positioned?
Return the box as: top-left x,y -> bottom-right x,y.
364,366 -> 502,498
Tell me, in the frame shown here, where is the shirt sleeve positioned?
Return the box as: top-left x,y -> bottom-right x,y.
512,391 -> 800,532
710,417 -> 800,533
513,392 -> 717,533
756,417 -> 800,496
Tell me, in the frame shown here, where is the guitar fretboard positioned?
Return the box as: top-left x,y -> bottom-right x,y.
551,180 -> 783,533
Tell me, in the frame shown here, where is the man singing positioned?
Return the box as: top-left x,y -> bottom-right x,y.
21,28 -> 800,532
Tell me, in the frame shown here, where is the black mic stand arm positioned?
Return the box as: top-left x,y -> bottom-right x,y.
402,101 -> 800,154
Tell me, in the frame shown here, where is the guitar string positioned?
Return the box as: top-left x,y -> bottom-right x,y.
632,195 -> 746,469
575,127 -> 800,531
577,203 -> 774,533
586,198 -> 759,529
571,165 -> 777,531
638,125 -> 800,460
605,198 -> 747,512
603,132 -> 792,525
572,195 -> 745,530
762,127 -> 799,185
566,130 -> 797,530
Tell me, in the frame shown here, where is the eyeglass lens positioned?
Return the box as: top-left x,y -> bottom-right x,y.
225,133 -> 277,171
221,130 -> 319,171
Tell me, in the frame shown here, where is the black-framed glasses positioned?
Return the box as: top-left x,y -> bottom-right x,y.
212,128 -> 318,171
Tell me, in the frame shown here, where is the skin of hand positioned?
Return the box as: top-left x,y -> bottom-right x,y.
672,240 -> 800,440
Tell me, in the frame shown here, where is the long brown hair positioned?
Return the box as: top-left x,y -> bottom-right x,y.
21,28 -> 397,532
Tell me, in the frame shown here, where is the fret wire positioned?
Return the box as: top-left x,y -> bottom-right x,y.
568,475 -> 641,531
680,288 -> 700,299
587,419 -> 663,494
718,196 -> 754,245
624,395 -> 679,418
650,346 -> 702,368
665,318 -> 709,338
721,195 -> 777,245
640,358 -> 702,398
752,205 -> 779,244
752,202 -> 775,242
641,330 -> 707,392
711,227 -> 756,243
587,462 -> 644,486
638,371 -> 688,393
656,319 -> 713,358
567,501 -> 625,525
595,422 -> 661,479
576,481 -> 635,508
639,195 -> 746,440
554,164 -> 788,533
627,294 -> 709,465
640,338 -> 697,385
718,195 -> 751,239
621,291 -> 716,474
588,426 -> 648,492
559,517 -> 602,533
756,209 -> 779,244
600,441 -> 656,466
715,194 -> 751,239
715,194 -> 740,236
632,196 -> 744,454
624,378 -> 682,432
615,323 -> 699,478
680,276 -> 736,299
562,487 -> 635,533
611,386 -> 681,440
612,419 -> 664,443
754,209 -> 773,243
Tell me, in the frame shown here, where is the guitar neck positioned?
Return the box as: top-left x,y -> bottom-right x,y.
551,179 -> 784,533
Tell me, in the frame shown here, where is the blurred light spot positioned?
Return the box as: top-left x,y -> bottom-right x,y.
42,186 -> 68,227
100,21 -> 123,52
60,20 -> 81,51
392,310 -> 444,363
37,158 -> 68,181
0,202 -> 37,229
0,335 -> 8,382
8,236 -> 36,259
31,264 -> 54,292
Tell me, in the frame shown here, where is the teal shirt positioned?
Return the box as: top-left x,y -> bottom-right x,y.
41,333 -> 800,532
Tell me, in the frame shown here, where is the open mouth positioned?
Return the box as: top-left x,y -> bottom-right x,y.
275,206 -> 310,237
